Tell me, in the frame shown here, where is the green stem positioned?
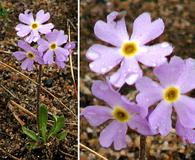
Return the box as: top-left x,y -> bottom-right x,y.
36,64 -> 42,131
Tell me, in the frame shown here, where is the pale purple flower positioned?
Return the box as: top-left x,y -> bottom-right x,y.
87,11 -> 173,88
55,42 -> 76,68
37,29 -> 69,68
15,10 -> 54,43
136,56 -> 195,136
82,80 -> 156,150
13,40 -> 43,71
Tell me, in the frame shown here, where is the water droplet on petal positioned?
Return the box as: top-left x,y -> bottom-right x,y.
161,42 -> 169,48
101,67 -> 107,73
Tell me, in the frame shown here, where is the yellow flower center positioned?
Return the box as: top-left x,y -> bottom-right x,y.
26,52 -> 35,60
121,41 -> 138,58
49,43 -> 57,50
112,106 -> 131,123
31,22 -> 39,30
163,86 -> 180,103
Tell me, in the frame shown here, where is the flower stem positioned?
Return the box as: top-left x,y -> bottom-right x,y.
139,135 -> 147,160
36,64 -> 42,131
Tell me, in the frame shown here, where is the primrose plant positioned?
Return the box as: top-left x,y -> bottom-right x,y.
22,105 -> 66,148
82,11 -> 195,159
13,9 -> 75,148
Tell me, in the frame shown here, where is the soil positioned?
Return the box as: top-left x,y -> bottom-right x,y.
80,0 -> 195,160
0,0 -> 77,160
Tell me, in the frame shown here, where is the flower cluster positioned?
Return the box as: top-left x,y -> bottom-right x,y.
82,11 -> 195,150
14,10 -> 75,71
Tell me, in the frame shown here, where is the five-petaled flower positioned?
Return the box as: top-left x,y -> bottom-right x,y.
37,29 -> 70,68
13,40 -> 44,71
86,11 -> 173,88
136,56 -> 195,136
82,80 -> 156,150
15,10 -> 54,43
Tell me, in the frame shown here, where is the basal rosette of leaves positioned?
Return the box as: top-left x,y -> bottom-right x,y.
82,11 -> 195,152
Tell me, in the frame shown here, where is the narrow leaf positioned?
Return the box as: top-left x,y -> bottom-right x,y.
48,115 -> 65,138
22,126 -> 38,141
57,131 -> 67,141
39,104 -> 48,142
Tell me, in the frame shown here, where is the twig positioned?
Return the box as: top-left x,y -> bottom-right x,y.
0,148 -> 20,160
10,100 -> 36,117
139,135 -> 147,160
80,143 -> 108,160
59,149 -> 77,159
67,20 -> 78,98
0,61 -> 77,118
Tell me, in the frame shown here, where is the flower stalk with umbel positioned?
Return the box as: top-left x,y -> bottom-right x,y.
13,9 -> 75,147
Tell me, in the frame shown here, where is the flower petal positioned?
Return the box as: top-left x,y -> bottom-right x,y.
154,56 -> 185,87
91,80 -> 122,108
177,58 -> 195,93
94,11 -> 129,47
135,77 -> 163,117
19,10 -> 34,25
37,38 -> 49,52
99,120 -> 127,150
81,105 -> 112,127
21,59 -> 34,71
56,30 -> 68,46
131,12 -> 164,45
18,40 -> 32,52
35,10 -> 50,24
174,95 -> 195,128
149,100 -> 172,136
55,61 -> 66,69
13,51 -> 26,61
137,42 -> 173,67
128,115 -> 157,135
39,23 -> 54,34
43,50 -> 54,64
45,29 -> 58,42
176,118 -> 195,144
87,44 -> 122,74
109,57 -> 142,88
15,24 -> 31,37
55,47 -> 68,62
25,30 -> 40,43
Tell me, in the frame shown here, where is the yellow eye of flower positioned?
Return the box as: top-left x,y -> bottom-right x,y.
163,86 -> 180,103
112,106 -> 131,123
26,52 -> 35,60
31,22 -> 39,30
121,41 -> 138,58
50,43 -> 57,50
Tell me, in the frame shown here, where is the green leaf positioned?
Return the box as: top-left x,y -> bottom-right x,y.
22,126 -> 38,142
39,104 -> 48,142
48,115 -> 65,138
57,131 -> 67,141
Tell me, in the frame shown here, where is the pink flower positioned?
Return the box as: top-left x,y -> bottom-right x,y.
87,11 -> 173,88
15,10 -> 54,43
13,40 -> 43,71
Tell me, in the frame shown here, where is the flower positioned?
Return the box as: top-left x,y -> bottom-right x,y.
81,80 -> 156,150
15,10 -> 54,43
37,29 -> 70,68
13,40 -> 43,71
135,56 -> 195,136
86,11 -> 173,88
55,42 -> 76,68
